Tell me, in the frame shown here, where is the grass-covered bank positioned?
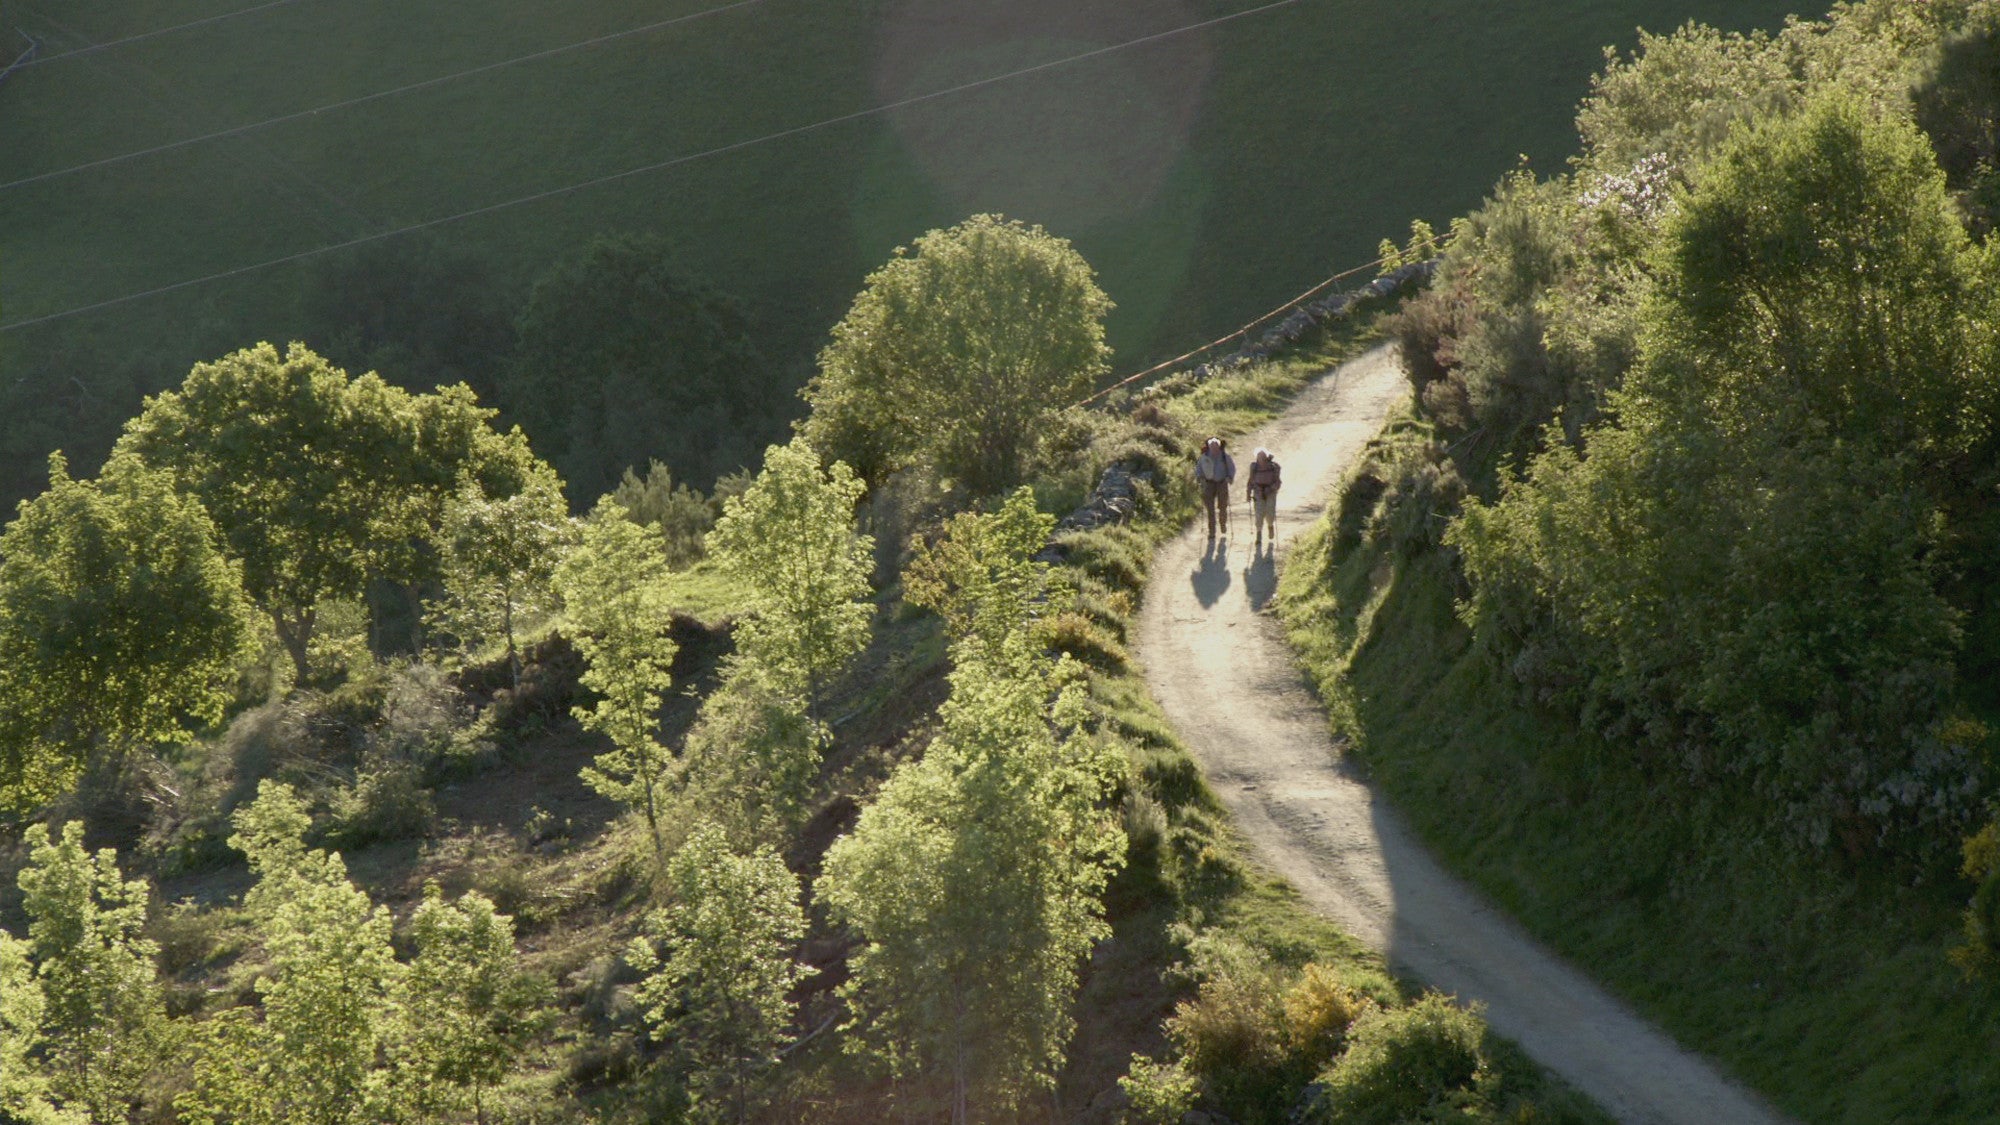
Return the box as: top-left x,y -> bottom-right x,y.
1278,414 -> 2000,1124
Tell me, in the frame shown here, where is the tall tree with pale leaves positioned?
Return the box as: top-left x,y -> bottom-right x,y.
181,782 -> 402,1125
706,437 -> 874,731
819,636 -> 1124,1122
553,500 -> 680,856
629,822 -> 810,1123
15,822 -> 167,1122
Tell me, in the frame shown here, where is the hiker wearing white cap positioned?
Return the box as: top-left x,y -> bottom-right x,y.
1194,437 -> 1235,539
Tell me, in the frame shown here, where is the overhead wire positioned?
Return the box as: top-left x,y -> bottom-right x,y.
12,0 -> 320,69
0,0 -> 772,192
0,0 -> 1310,334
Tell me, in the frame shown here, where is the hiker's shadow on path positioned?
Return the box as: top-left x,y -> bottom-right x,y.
1243,548 -> 1277,610
1191,538 -> 1232,608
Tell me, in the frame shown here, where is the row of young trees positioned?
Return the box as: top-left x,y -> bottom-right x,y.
565,466 -> 1127,1120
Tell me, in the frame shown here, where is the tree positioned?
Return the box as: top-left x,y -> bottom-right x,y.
904,485 -> 1059,661
1633,94 -> 1996,463
181,782 -> 402,1125
14,822 -> 167,1122
427,464 -> 575,688
508,235 -> 775,502
0,933 -> 80,1125
818,636 -> 1124,1120
113,343 -> 411,683
680,660 -> 823,837
0,455 -> 254,809
706,438 -> 874,730
377,383 -> 556,653
802,214 -> 1113,495
628,821 -> 810,1123
115,342 -> 549,685
1574,22 -> 1796,176
1451,96 -> 1996,849
552,500 -> 679,856
396,885 -> 549,1125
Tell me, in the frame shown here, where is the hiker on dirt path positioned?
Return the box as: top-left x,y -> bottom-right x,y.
1195,437 -> 1236,539
1246,447 -> 1281,549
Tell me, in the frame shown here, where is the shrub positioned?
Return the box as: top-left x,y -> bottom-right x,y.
1951,817 -> 2000,978
1120,1054 -> 1199,1123
1057,527 -> 1150,591
1038,609 -> 1130,671
1282,964 -> 1372,1068
377,660 -> 482,769
1163,938 -> 1292,1117
1312,994 -> 1487,1125
321,760 -> 436,849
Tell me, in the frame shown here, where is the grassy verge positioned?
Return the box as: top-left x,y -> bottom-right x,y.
1277,416 -> 2000,1124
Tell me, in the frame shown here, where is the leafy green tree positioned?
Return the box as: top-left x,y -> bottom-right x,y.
904,485 -> 1059,661
628,821 -> 810,1123
0,933 -> 79,1125
0,456 -> 254,809
376,383 -> 555,652
181,782 -> 402,1125
553,500 -> 679,855
1452,96 -> 1996,848
116,342 -> 547,684
508,235 -> 775,501
115,343 -> 411,683
819,636 -> 1124,1121
427,464 -> 575,688
15,822 -> 167,1122
706,438 -> 874,729
802,214 -> 1113,495
395,884 -> 549,1125
681,660 -> 822,837
1574,22 -> 1795,176
1634,94 -> 1995,462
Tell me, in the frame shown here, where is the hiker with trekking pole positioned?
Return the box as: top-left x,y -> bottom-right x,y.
1195,437 -> 1236,540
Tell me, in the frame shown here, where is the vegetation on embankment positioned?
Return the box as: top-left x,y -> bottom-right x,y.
1280,4 -> 2000,1121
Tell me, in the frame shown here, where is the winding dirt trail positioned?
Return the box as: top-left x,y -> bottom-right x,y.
1133,344 -> 1792,1125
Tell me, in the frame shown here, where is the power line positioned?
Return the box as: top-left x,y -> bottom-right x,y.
0,0 -> 772,192
14,0 -> 320,69
0,0 -> 1309,334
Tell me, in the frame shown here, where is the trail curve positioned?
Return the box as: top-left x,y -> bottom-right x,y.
1133,343 -> 1792,1125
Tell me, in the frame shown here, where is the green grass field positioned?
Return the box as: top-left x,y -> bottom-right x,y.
0,0 -> 1798,473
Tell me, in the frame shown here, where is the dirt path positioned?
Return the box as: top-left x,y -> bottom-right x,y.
1134,344 -> 1792,1125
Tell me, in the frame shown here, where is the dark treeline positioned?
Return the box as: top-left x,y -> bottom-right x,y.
0,232 -> 792,514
